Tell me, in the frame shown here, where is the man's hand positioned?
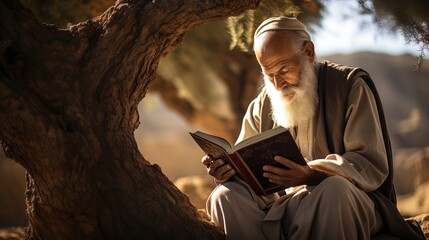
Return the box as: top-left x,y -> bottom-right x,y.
202,155 -> 236,183
263,156 -> 329,187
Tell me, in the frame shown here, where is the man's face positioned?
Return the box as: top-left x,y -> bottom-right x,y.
254,32 -> 314,102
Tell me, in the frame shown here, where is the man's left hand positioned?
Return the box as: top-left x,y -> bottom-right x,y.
262,156 -> 315,187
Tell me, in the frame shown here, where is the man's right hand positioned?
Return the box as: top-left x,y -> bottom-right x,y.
201,155 -> 236,184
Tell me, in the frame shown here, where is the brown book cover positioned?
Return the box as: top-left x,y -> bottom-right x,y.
189,127 -> 307,196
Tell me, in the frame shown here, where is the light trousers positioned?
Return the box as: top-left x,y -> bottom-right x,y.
206,176 -> 383,240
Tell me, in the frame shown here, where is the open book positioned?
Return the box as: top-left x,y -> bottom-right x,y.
189,127 -> 307,196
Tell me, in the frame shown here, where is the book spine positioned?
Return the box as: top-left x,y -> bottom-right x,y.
229,153 -> 265,196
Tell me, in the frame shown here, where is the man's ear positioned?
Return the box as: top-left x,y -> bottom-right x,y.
304,41 -> 315,62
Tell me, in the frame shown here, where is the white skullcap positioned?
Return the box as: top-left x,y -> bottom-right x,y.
254,16 -> 311,41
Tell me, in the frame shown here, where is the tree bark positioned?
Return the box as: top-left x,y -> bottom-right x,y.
0,0 -> 260,239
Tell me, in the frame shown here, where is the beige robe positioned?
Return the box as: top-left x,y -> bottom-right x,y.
207,70 -> 388,239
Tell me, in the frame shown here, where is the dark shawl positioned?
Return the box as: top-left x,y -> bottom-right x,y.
316,61 -> 424,239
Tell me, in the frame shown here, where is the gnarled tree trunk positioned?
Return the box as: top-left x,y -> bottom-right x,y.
0,0 -> 260,239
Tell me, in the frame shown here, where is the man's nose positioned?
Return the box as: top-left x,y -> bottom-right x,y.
273,75 -> 285,91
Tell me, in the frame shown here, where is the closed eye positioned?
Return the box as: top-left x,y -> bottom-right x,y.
277,67 -> 290,76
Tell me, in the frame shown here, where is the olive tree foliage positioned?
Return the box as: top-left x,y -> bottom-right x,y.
227,0 -> 324,52
357,0 -> 429,69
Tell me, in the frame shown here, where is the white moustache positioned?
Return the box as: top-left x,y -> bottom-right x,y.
280,85 -> 305,99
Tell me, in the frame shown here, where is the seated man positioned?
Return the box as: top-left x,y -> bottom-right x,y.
201,17 -> 424,240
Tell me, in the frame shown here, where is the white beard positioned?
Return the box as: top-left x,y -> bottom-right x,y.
264,58 -> 318,128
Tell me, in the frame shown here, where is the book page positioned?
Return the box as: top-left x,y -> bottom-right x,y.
190,131 -> 232,152
233,127 -> 289,151
189,133 -> 234,166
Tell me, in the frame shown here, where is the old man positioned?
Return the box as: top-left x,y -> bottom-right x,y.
201,17 -> 424,240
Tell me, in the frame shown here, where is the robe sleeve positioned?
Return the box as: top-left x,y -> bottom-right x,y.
308,77 -> 389,192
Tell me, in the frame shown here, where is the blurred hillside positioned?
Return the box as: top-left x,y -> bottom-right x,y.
0,52 -> 428,227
